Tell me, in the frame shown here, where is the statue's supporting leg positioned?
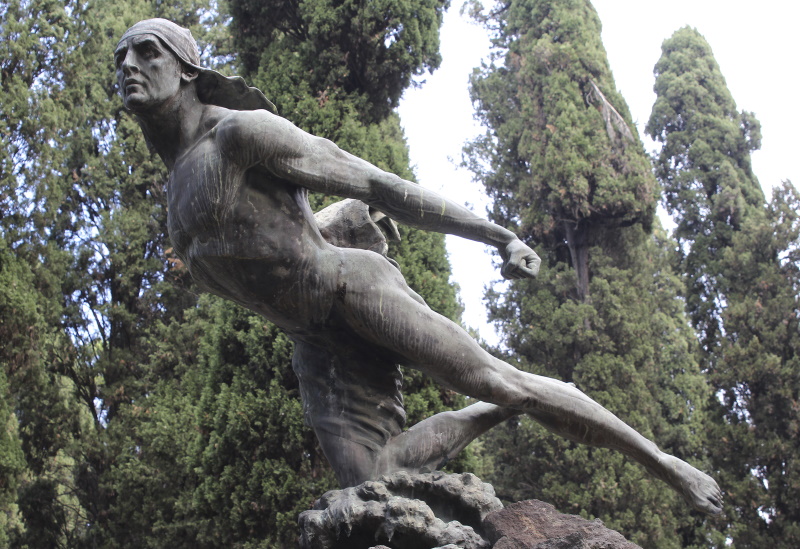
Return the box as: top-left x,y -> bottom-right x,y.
292,340 -> 407,487
333,257 -> 723,514
307,403 -> 518,486
292,340 -> 520,486
312,430 -> 381,488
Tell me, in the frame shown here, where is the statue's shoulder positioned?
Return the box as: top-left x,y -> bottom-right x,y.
214,108 -> 273,140
213,107 -> 311,170
212,108 -> 281,166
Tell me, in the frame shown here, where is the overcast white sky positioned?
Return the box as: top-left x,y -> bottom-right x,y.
397,1 -> 800,345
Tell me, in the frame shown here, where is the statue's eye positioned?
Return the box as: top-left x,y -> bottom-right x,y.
141,44 -> 159,59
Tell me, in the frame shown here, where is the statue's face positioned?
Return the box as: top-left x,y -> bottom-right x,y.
115,34 -> 182,113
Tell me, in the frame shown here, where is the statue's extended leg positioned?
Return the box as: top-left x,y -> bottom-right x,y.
376,402 -> 520,477
333,255 -> 723,514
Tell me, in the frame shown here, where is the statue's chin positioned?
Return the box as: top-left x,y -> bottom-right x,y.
123,94 -> 151,113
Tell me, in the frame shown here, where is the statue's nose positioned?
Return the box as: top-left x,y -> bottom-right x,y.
120,50 -> 139,76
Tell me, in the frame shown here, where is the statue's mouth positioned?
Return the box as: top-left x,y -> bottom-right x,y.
124,79 -> 145,91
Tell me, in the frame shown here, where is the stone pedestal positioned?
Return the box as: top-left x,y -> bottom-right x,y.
298,473 -> 641,549
299,471 -> 502,548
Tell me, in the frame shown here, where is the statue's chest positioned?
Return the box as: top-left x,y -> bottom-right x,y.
166,143 -> 244,249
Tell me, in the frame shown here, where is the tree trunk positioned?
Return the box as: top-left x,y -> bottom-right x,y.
564,221 -> 590,302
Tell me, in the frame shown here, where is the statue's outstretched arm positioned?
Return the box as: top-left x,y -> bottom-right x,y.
218,110 -> 541,280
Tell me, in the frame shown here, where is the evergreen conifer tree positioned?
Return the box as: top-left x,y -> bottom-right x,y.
0,237 -> 38,545
646,26 -> 764,361
465,1 -> 713,546
648,27 -> 800,547
1,1 -> 111,543
1,0 -> 220,544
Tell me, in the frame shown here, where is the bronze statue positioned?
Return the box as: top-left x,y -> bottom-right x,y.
115,19 -> 722,514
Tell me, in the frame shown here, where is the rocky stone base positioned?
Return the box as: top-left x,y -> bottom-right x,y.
298,473 -> 641,549
298,471 -> 502,549
483,500 -> 641,549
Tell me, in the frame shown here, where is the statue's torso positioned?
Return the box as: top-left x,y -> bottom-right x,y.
165,128 -> 337,332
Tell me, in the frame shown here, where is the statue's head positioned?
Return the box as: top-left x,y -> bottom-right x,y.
115,19 -> 275,115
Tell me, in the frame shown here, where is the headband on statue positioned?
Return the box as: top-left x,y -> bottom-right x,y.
118,18 -> 277,114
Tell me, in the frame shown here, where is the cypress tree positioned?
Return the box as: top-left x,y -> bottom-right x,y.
1,0 -> 218,544
648,27 -> 800,547
229,0 -> 447,126
713,182 -> 800,547
646,26 -> 764,361
464,0 -> 656,303
0,237 -> 38,545
1,1 -> 106,544
466,1 -> 713,546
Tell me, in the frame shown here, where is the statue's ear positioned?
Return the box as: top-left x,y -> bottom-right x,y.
180,66 -> 199,84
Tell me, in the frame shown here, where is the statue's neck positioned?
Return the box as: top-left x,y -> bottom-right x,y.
135,89 -> 205,170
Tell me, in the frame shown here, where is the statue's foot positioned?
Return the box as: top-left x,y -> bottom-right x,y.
660,454 -> 723,515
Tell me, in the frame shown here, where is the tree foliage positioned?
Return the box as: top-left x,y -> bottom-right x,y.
711,183 -> 800,547
229,0 -> 449,124
648,27 -> 800,548
465,2 -> 713,546
647,26 -> 764,358
0,0 -> 170,544
465,0 -> 656,301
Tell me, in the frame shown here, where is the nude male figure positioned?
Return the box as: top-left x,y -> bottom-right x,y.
115,19 -> 723,514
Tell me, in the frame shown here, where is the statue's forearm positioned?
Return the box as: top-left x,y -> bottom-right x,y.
368,174 -> 517,249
